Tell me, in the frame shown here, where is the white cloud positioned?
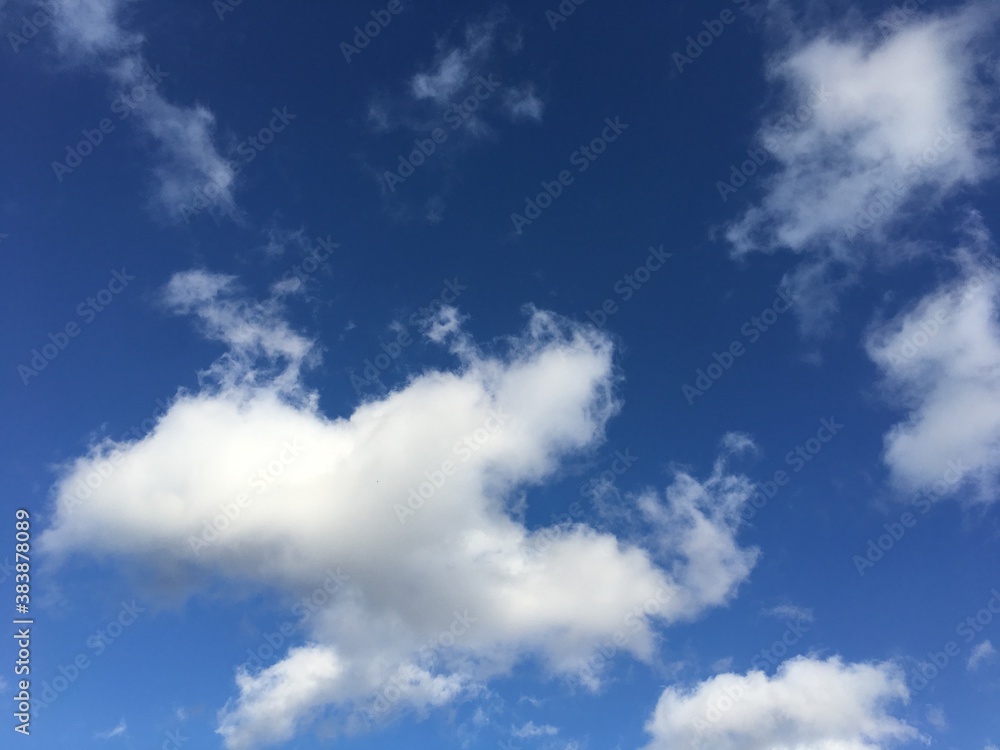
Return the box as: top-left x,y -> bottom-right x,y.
512,721 -> 559,738
723,0 -> 999,333
865,216 -> 1000,501
643,656 -> 919,750
270,277 -> 302,298
40,272 -> 760,749
412,49 -> 473,104
124,82 -> 237,219
163,270 -> 316,393
388,8 -> 542,136
219,646 -> 345,749
711,656 -> 735,673
967,640 -> 997,671
95,719 -> 127,740
372,9 -> 543,221
719,431 -> 759,457
926,705 -> 947,731
763,603 -> 814,623
48,0 -> 236,219
504,85 -> 544,122
635,459 -> 760,620
50,0 -> 140,60
258,226 -> 308,258
410,13 -> 502,104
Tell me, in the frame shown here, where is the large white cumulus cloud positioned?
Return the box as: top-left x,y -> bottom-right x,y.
40,270 -> 760,749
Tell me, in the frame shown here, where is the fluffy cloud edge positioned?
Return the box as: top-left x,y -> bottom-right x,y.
643,655 -> 919,750
39,270 -> 761,748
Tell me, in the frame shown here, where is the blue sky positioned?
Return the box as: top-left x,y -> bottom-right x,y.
2,0 -> 1000,748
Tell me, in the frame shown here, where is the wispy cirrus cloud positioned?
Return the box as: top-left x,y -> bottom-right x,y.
408,8 -> 509,106
512,721 -> 559,738
372,6 -> 534,136
503,84 -> 545,122
968,640 -> 997,671
95,718 -> 127,740
762,603 -> 813,623
366,6 -> 544,221
48,0 -> 237,220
